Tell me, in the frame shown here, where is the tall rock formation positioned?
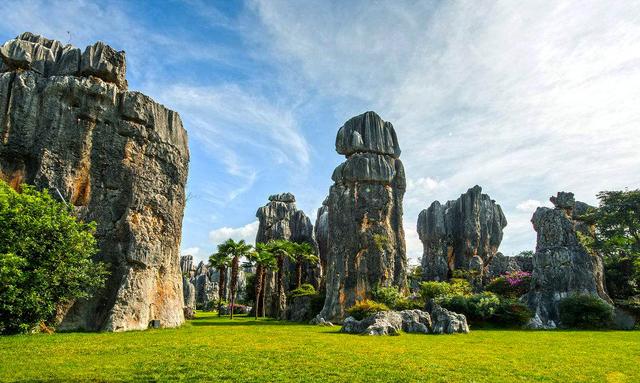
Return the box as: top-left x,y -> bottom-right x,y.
320,111 -> 407,322
0,33 -> 189,331
314,198 -> 329,281
255,193 -> 319,318
417,185 -> 506,282
526,192 -> 611,329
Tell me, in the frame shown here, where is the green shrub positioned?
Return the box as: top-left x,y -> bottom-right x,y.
290,283 -> 317,298
346,300 -> 389,320
493,299 -> 533,326
439,292 -> 532,326
419,279 -> 472,301
486,272 -> 531,299
558,294 -> 614,328
372,286 -> 402,308
394,297 -> 424,311
0,181 -> 107,334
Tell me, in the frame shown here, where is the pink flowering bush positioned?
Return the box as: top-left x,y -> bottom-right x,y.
486,271 -> 532,298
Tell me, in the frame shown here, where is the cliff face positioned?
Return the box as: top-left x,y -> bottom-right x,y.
526,192 -> 611,328
0,33 -> 189,331
255,193 -> 318,317
320,111 -> 407,322
417,185 -> 506,282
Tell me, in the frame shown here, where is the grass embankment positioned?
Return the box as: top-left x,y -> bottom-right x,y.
0,312 -> 638,382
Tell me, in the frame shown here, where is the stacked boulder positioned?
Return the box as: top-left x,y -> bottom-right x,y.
0,33 -> 189,331
340,307 -> 469,336
320,111 -> 407,322
417,185 -> 506,283
526,192 -> 612,329
255,193 -> 319,319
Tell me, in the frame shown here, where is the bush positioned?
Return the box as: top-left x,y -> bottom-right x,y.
394,297 -> 424,311
290,283 -> 317,298
372,286 -> 402,308
558,294 -> 614,328
419,279 -> 472,301
346,300 -> 389,320
439,292 -> 533,326
0,181 -> 107,334
494,299 -> 533,326
486,271 -> 531,298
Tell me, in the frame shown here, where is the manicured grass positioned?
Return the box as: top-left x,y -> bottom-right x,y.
0,312 -> 638,382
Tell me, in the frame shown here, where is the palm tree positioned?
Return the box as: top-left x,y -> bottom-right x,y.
266,239 -> 295,320
209,243 -> 232,316
291,242 -> 318,289
215,239 -> 254,319
248,243 -> 277,320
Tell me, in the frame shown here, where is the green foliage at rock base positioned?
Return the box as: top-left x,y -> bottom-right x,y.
346,300 -> 389,320
0,181 -> 106,334
558,294 -> 614,329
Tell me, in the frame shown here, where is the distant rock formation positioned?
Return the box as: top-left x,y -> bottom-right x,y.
179,256 -> 247,311
526,192 -> 612,329
486,252 -> 533,279
417,185 -> 506,282
320,111 -> 407,322
255,193 -> 318,318
0,33 -> 189,331
314,198 -> 329,278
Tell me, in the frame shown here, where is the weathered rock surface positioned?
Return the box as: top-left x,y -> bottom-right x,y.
309,315 -> 334,326
487,252 -> 533,279
321,112 -> 407,322
255,193 -> 319,318
314,198 -> 329,277
286,295 -> 314,322
340,308 -> 466,335
430,305 -> 470,334
0,33 -> 189,332
180,258 -> 247,311
526,192 -> 612,329
418,185 -> 506,282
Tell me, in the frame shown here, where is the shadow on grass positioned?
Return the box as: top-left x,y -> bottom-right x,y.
189,316 -> 310,327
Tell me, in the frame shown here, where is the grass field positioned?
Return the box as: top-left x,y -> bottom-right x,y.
0,312 -> 638,382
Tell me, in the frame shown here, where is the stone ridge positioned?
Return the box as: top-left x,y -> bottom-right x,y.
0,32 -> 127,90
321,111 -> 407,323
526,192 -> 611,329
418,185 -> 507,282
336,111 -> 401,158
0,32 -> 188,332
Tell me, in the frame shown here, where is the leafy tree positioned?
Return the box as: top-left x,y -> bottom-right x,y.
290,242 -> 318,289
248,243 -> 277,319
0,181 -> 106,334
583,189 -> 640,299
210,239 -> 253,319
265,239 -> 295,320
209,245 -> 232,316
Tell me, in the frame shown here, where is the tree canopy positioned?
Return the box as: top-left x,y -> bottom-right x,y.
0,180 -> 107,334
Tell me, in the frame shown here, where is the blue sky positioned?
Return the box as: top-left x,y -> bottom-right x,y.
2,0 -> 640,264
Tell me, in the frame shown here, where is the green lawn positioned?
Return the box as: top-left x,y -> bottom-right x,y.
0,312 -> 638,382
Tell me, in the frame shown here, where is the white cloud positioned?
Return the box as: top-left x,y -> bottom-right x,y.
251,0 -> 640,254
208,221 -> 260,246
516,200 -> 543,213
180,247 -> 201,257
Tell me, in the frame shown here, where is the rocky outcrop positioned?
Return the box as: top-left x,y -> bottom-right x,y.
526,192 -> 612,329
487,253 -> 533,279
255,193 -> 319,318
430,305 -> 470,334
417,185 -> 506,282
340,308 -> 467,336
321,112 -> 407,322
0,33 -> 189,331
314,198 -> 329,277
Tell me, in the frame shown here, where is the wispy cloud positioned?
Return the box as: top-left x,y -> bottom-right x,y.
209,221 -> 259,246
251,0 -> 640,258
